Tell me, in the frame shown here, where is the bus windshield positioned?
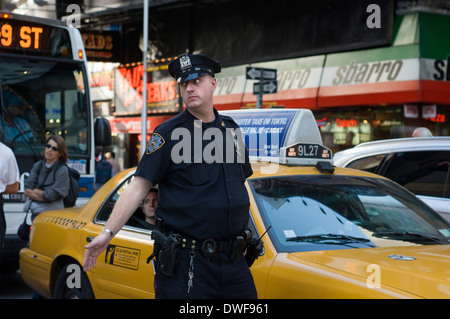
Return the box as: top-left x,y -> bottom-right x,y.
0,56 -> 89,156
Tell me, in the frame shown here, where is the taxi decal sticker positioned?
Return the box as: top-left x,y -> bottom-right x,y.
105,244 -> 141,270
146,133 -> 165,155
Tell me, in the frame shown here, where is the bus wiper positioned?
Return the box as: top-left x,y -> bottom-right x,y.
373,231 -> 448,244
286,233 -> 374,246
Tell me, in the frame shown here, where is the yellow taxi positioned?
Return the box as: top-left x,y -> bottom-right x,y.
20,109 -> 450,299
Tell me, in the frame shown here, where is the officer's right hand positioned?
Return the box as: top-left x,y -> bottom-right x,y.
83,232 -> 111,271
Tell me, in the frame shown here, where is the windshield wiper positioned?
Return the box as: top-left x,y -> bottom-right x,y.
287,233 -> 374,247
373,231 -> 448,244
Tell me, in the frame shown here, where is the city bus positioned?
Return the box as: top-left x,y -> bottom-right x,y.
0,12 -> 110,272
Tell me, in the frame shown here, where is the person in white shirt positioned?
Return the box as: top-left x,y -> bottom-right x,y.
0,125 -> 20,275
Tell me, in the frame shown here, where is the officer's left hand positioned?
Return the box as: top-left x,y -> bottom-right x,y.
83,231 -> 111,271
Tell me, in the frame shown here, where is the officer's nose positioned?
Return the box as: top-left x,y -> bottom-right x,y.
184,82 -> 195,91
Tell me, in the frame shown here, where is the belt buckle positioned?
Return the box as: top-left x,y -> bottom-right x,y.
201,238 -> 217,258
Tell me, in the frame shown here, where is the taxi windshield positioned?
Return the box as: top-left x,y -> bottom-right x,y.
249,175 -> 450,253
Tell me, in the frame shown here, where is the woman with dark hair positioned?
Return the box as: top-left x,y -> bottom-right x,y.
24,135 -> 70,220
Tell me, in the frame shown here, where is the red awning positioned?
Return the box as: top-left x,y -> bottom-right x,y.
109,115 -> 173,134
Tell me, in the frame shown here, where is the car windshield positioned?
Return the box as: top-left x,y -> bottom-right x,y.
249,175 -> 450,253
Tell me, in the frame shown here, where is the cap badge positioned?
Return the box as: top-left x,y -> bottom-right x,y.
180,55 -> 192,70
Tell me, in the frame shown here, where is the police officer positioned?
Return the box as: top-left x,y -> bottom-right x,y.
83,53 -> 257,299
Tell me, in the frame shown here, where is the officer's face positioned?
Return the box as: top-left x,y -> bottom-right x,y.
179,75 -> 216,109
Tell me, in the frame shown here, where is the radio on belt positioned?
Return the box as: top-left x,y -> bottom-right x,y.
220,108 -> 334,172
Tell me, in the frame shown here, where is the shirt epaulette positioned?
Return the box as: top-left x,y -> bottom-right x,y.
218,114 -> 239,129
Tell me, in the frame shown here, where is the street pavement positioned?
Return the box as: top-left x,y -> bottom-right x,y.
0,270 -> 33,299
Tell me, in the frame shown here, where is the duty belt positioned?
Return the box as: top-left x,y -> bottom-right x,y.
152,218 -> 252,261
180,237 -> 231,257
180,230 -> 252,260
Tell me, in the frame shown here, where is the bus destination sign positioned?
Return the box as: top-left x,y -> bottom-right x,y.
0,16 -> 72,58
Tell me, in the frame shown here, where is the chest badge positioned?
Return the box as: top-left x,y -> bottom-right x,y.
230,130 -> 242,158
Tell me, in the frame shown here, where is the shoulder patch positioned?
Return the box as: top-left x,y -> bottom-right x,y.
146,133 -> 165,154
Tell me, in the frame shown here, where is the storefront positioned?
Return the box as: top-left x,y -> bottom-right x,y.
213,12 -> 450,153
111,59 -> 181,167
315,104 -> 449,154
108,115 -> 173,167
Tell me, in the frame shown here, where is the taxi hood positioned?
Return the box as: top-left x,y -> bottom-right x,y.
289,245 -> 450,298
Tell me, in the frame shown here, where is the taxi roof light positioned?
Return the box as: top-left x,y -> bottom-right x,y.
221,108 -> 334,168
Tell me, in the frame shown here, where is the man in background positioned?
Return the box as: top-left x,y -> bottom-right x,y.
0,126 -> 20,282
142,188 -> 158,227
105,152 -> 121,176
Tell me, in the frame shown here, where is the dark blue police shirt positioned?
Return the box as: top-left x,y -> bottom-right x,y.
135,108 -> 253,240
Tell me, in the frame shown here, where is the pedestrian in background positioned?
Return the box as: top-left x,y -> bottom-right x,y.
23,135 -> 69,221
0,126 -> 20,278
105,151 -> 121,176
412,127 -> 433,137
94,157 -> 113,191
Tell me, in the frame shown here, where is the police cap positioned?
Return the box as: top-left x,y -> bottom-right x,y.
169,54 -> 221,83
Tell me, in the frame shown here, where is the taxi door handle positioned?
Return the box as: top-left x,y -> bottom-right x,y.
86,236 -> 95,243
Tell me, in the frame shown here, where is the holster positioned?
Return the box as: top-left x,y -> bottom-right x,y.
147,228 -> 181,276
158,236 -> 180,276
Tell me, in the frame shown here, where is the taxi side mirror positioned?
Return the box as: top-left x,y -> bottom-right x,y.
94,117 -> 112,147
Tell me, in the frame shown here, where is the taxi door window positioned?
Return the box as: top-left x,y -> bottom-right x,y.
96,175 -> 134,222
382,151 -> 450,199
95,175 -> 152,230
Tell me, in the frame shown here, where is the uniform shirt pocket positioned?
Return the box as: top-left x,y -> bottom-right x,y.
185,159 -> 210,186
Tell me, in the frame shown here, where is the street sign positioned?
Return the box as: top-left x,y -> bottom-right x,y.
253,81 -> 278,94
246,66 -> 278,107
246,67 -> 277,80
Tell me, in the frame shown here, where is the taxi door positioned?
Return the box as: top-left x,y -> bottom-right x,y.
81,174 -> 156,299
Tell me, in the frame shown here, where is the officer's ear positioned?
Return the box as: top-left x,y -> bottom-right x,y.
210,76 -> 217,90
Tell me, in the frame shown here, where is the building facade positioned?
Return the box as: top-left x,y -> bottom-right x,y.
5,0 -> 450,164
213,11 -> 450,153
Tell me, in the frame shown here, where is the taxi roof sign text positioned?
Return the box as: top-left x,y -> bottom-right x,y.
221,108 -> 333,166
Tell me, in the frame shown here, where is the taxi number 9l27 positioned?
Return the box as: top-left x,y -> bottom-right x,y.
286,143 -> 331,159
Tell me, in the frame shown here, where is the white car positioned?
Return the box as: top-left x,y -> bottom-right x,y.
333,137 -> 450,222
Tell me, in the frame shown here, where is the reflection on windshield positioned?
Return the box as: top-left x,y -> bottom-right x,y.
0,57 -> 88,156
250,176 -> 450,253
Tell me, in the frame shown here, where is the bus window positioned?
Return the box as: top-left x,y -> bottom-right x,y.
1,57 -> 89,156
